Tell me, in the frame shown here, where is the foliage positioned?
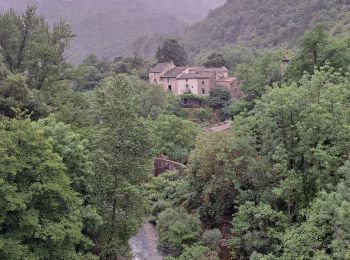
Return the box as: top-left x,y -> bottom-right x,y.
202,229 -> 222,251
157,208 -> 201,256
227,66 -> 350,258
0,6 -> 75,90
236,49 -> 284,102
203,53 -> 226,68
286,25 -> 350,80
37,116 -> 93,200
152,115 -> 200,163
209,85 -> 231,109
156,39 -> 188,66
183,0 -> 350,58
91,75 -> 154,258
165,244 -> 219,260
229,202 -> 287,259
192,107 -> 212,124
179,93 -> 209,102
188,132 -> 241,227
195,45 -> 256,71
0,72 -> 50,119
279,162 -> 350,259
0,117 -> 87,259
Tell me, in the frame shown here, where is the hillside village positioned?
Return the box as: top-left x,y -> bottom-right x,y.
149,62 -> 243,100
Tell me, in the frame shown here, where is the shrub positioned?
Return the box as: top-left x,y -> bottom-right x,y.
209,85 -> 231,109
193,108 -> 212,124
202,229 -> 222,250
151,200 -> 172,217
167,245 -> 219,260
157,208 -> 202,256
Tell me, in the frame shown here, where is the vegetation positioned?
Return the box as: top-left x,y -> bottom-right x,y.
184,0 -> 350,59
208,85 -> 231,109
156,39 -> 188,66
203,53 -> 227,68
2,3 -> 350,260
145,25 -> 350,260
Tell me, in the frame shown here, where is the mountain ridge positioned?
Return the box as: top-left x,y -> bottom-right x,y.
0,0 -> 225,63
182,0 -> 350,57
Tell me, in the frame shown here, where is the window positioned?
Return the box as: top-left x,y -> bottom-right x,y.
167,78 -> 170,83
202,81 -> 205,85
154,78 -> 157,83
202,88 -> 205,95
168,85 -> 172,92
185,84 -> 189,88
186,79 -> 188,82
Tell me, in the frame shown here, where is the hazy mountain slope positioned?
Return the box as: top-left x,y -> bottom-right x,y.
183,0 -> 350,56
0,0 -> 225,62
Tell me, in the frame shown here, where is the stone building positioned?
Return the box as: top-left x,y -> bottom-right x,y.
149,62 -> 243,99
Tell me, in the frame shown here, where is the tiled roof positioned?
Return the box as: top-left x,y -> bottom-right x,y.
178,72 -> 215,79
217,77 -> 237,82
198,67 -> 228,72
188,66 -> 205,71
150,62 -> 173,73
161,67 -> 187,78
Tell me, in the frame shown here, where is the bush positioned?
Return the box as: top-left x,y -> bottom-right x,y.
165,245 -> 219,260
227,99 -> 252,117
151,200 -> 172,217
157,208 -> 202,256
209,85 -> 231,109
202,229 -> 222,250
193,108 -> 212,124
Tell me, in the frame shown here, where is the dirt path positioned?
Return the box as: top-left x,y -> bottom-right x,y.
129,221 -> 163,260
203,120 -> 232,133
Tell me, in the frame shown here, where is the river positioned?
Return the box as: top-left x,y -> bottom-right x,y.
129,221 -> 163,260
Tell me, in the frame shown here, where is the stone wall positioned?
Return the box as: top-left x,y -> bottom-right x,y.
153,157 -> 185,176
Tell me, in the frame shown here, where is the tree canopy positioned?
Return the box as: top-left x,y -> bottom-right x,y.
156,39 -> 188,66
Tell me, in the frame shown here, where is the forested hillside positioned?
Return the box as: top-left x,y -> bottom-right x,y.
0,0 -> 224,62
184,0 -> 350,57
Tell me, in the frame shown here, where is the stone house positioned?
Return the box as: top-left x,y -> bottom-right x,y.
149,62 -> 243,99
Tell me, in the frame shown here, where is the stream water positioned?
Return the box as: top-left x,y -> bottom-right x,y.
129,221 -> 163,260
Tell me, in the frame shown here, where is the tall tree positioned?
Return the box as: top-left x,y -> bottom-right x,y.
0,6 -> 75,90
156,39 -> 188,66
92,76 -> 154,259
203,53 -> 226,68
287,24 -> 350,80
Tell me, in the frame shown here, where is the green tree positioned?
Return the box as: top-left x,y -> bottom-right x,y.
279,162 -> 350,259
0,73 -> 50,119
0,6 -> 75,90
287,25 -> 350,80
157,208 -> 201,256
152,115 -> 200,163
229,202 -> 287,259
166,245 -> 219,260
91,76 -> 154,258
203,53 -> 226,68
156,39 -> 188,66
0,117 -> 87,259
209,85 -> 231,109
236,50 -> 284,102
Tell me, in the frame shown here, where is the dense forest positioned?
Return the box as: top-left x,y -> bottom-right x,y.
0,0 -> 224,63
1,2 -> 350,260
183,0 -> 350,60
